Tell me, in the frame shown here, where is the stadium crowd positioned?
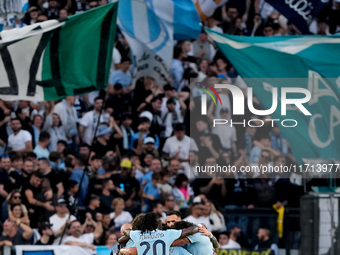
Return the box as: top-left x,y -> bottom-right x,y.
1,0 -> 339,254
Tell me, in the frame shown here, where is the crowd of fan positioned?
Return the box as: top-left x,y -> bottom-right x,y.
2,0 -> 339,253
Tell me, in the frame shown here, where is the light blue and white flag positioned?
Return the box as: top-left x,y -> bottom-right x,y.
118,0 -> 200,86
206,28 -> 340,163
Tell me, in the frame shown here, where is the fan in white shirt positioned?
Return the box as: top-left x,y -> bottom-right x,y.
8,118 -> 32,153
183,196 -> 212,231
218,231 -> 241,249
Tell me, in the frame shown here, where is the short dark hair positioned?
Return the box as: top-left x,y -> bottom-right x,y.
9,152 -> 22,162
68,180 -> 79,189
26,152 -> 37,159
49,151 -> 61,162
150,95 -> 162,104
75,154 -> 87,167
166,98 -> 176,105
94,97 -> 103,103
114,83 -> 123,90
121,56 -> 131,63
174,123 -> 186,132
173,221 -> 194,230
80,143 -> 90,150
38,157 -> 50,166
91,154 -> 102,161
32,171 -> 43,178
151,173 -> 161,181
39,131 -> 50,142
57,140 -> 67,147
173,46 -> 183,59
139,117 -> 150,124
166,210 -> 182,218
121,113 -> 132,121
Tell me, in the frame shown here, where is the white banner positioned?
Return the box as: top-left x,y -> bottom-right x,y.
14,245 -> 117,255
117,0 -> 174,87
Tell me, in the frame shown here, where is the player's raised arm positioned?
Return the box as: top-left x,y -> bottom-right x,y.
179,226 -> 199,238
198,225 -> 219,248
118,235 -> 130,245
123,229 -> 131,238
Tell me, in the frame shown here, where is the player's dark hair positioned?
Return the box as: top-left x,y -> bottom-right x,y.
132,213 -> 145,230
173,221 -> 194,230
166,210 -> 182,218
140,212 -> 161,234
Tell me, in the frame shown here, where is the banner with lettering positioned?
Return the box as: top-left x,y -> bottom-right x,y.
265,0 -> 329,33
216,248 -> 274,255
206,28 -> 340,164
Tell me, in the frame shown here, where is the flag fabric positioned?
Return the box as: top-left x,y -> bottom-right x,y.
118,0 -> 200,87
206,28 -> 340,163
0,2 -> 118,101
265,0 -> 328,33
193,0 -> 229,20
171,0 -> 201,40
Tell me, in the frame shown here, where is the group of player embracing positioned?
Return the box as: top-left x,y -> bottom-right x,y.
114,210 -> 219,255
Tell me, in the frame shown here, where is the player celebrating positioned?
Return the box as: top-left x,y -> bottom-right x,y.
172,221 -> 217,255
121,213 -> 198,255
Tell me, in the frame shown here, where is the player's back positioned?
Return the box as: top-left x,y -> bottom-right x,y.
170,247 -> 192,255
186,232 -> 213,255
130,229 -> 182,255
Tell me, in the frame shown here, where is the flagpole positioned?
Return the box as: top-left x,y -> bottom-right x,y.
59,91 -> 107,244
251,22 -> 258,37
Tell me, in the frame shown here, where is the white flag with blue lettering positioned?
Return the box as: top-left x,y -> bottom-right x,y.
118,0 -> 174,86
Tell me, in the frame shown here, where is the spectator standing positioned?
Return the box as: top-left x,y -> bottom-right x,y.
162,123 -> 198,177
183,196 -> 212,231
108,57 -> 132,93
33,131 -> 51,159
69,154 -> 89,207
8,118 -> 33,153
172,173 -> 193,211
171,46 -> 184,91
78,97 -> 110,145
53,96 -> 79,147
99,179 -> 115,213
110,198 -> 133,228
43,113 -> 67,152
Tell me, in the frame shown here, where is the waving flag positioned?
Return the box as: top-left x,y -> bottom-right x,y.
265,0 -> 329,33
0,2 -> 118,101
193,0 -> 229,20
206,28 -> 340,163
118,0 -> 200,86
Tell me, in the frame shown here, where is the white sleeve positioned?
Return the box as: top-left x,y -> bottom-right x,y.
189,138 -> 199,152
24,132 -> 32,142
78,112 -> 91,127
162,139 -> 170,153
188,44 -> 194,56
113,47 -> 122,64
209,44 -> 216,61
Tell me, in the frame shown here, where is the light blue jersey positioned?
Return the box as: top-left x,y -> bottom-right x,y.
130,229 -> 182,255
126,239 -> 135,248
170,247 -> 192,255
187,233 -> 213,255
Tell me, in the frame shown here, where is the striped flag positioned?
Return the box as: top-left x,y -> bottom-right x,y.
0,2 -> 118,101
118,0 -> 200,87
